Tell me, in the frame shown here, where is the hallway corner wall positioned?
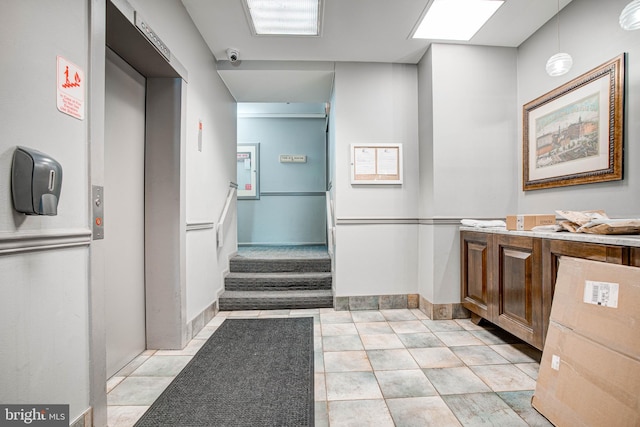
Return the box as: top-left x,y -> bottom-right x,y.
417,44 -> 519,308
128,0 -> 238,324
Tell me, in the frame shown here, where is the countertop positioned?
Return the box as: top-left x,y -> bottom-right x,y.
459,226 -> 640,248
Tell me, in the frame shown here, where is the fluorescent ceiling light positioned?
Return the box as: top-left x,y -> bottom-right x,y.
412,0 -> 504,41
245,0 -> 322,36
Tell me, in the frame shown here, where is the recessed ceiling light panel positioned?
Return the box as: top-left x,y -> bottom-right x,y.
244,0 -> 322,36
412,0 -> 504,41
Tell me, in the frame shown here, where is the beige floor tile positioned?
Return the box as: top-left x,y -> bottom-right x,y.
351,311 -> 386,323
455,318 -> 489,331
325,372 -> 383,401
423,367 -> 491,395
434,330 -> 486,346
471,364 -> 537,392
227,310 -> 260,317
389,320 -> 431,334
367,349 -> 420,370
106,376 -> 125,394
409,347 -> 464,369
410,308 -> 430,320
324,351 -> 372,372
315,350 -> 325,373
380,309 -> 418,322
375,369 -> 437,398
192,325 -> 218,340
387,396 -> 462,426
360,334 -> 405,350
355,321 -> 394,335
315,373 -> 327,401
397,332 -> 445,348
442,392 -> 528,426
515,362 -> 541,380
328,399 -> 394,426
107,377 -> 174,406
423,319 -> 464,332
490,343 -> 541,363
154,339 -> 205,356
107,406 -> 149,427
320,311 -> 353,324
451,345 -> 510,366
323,335 -> 364,351
130,355 -> 192,377
321,322 -> 359,336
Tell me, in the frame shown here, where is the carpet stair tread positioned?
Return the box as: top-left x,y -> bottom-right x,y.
229,257 -> 331,273
219,290 -> 333,310
225,272 -> 331,291
221,290 -> 333,298
223,246 -> 334,310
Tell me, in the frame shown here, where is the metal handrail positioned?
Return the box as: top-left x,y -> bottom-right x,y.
216,186 -> 237,248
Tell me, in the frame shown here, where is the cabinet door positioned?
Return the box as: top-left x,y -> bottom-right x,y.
460,231 -> 493,321
494,235 -> 543,349
541,239 -> 627,344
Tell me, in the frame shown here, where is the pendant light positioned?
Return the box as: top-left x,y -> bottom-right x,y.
620,0 -> 640,30
546,0 -> 572,76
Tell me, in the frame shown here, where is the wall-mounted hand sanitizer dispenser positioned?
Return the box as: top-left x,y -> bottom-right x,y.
11,146 -> 63,215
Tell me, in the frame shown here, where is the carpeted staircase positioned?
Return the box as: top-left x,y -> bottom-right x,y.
219,246 -> 334,310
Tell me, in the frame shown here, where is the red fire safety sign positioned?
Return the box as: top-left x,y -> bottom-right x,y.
57,56 -> 85,120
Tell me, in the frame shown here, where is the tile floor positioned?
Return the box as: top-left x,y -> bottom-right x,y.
106,308 -> 553,426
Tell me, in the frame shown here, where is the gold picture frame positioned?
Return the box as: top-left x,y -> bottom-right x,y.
523,54 -> 624,191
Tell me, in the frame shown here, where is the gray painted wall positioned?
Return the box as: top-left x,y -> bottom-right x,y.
1,1 -> 237,425
333,62 -> 420,297
517,0 -> 640,217
0,1 -> 91,421
417,44 -> 518,304
237,117 -> 327,245
128,0 -> 238,322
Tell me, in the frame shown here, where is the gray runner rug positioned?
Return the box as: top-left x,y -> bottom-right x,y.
134,317 -> 314,427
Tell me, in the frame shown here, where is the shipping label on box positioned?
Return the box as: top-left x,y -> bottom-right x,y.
505,214 -> 556,231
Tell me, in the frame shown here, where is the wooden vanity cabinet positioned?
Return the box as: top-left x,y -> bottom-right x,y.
461,229 -> 634,350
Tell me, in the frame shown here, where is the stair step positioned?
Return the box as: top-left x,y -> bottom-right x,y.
219,290 -> 333,310
229,257 -> 331,273
225,272 -> 332,291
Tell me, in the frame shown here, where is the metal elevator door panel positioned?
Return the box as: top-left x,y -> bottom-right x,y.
104,49 -> 147,378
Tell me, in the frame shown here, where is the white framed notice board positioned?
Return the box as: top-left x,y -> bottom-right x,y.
350,143 -> 403,184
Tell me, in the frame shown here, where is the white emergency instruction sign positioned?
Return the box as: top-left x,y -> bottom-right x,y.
57,56 -> 85,120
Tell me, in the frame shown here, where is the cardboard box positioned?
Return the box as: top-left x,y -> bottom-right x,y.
532,257 -> 640,427
506,214 -> 556,231
548,257 -> 640,358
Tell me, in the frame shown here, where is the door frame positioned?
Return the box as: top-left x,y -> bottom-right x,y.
89,1 -> 189,425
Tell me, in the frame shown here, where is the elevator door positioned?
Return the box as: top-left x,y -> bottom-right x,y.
104,49 -> 147,378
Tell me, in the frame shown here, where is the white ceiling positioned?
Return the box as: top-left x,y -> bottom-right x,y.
181,0 -> 572,103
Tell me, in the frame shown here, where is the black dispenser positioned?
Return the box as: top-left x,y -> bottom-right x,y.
11,146 -> 63,215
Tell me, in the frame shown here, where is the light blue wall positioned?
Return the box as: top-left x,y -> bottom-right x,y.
238,116 -> 327,245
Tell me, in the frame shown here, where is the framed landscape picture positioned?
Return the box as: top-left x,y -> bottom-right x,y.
523,54 -> 624,191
